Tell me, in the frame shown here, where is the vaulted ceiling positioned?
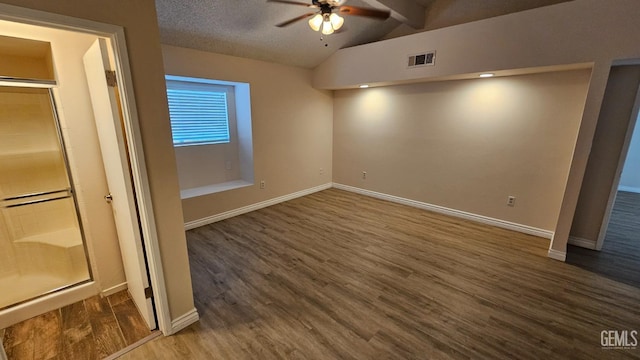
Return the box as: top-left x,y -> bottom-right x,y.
155,0 -> 571,69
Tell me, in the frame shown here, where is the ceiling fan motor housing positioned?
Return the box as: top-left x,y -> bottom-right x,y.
312,0 -> 334,14
313,0 -> 343,7
270,0 -> 390,29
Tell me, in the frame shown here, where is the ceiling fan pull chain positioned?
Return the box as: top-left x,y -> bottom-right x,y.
320,35 -> 329,47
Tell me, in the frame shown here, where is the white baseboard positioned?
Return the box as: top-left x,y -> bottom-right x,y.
332,183 -> 554,239
547,248 -> 567,261
618,185 -> 640,194
185,183 -> 333,230
169,308 -> 199,335
101,282 -> 127,297
568,236 -> 597,250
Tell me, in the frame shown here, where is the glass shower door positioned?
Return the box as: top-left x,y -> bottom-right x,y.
0,86 -> 91,309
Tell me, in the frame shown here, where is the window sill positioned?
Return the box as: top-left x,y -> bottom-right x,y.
180,180 -> 253,199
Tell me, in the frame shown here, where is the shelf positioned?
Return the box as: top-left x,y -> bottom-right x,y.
0,149 -> 61,160
13,227 -> 83,249
0,146 -> 59,155
0,35 -> 55,82
180,179 -> 253,199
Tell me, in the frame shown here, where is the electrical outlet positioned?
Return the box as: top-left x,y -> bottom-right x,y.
260,180 -> 265,189
362,171 -> 367,180
507,195 -> 516,207
320,168 -> 324,175
225,160 -> 232,170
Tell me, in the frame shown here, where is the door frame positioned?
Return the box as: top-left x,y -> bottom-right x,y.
0,4 -> 172,334
595,66 -> 640,250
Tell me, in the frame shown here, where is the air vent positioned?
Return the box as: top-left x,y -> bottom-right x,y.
408,51 -> 435,68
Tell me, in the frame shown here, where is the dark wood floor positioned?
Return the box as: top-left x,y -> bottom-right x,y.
122,189 -> 640,359
567,191 -> 640,289
2,290 -> 152,360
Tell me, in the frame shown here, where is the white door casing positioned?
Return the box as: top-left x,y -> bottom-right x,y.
83,38 -> 156,329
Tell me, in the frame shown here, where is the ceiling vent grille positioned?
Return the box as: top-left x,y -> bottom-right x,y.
408,51 -> 436,68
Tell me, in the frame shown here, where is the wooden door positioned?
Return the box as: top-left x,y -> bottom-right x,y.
83,39 -> 155,329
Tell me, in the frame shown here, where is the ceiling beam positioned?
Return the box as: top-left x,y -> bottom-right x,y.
358,0 -> 426,29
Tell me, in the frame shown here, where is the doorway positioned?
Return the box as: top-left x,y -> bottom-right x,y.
0,4 -> 169,337
566,64 -> 640,288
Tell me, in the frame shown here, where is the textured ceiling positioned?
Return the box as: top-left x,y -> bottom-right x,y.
155,0 -> 400,69
155,0 -> 572,69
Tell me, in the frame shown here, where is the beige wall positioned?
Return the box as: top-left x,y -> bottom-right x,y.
175,143 -> 242,190
334,70 -> 591,231
570,66 -> 640,241
0,21 -> 126,292
315,0 -> 640,256
162,45 -> 333,223
0,0 -> 194,320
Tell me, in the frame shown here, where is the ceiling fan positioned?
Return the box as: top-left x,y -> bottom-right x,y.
268,0 -> 391,35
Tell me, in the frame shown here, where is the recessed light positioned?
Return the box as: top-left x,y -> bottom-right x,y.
359,84 -> 369,88
479,73 -> 494,78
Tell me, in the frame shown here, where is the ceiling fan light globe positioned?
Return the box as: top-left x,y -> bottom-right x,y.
329,13 -> 344,30
321,21 -> 335,35
308,14 -> 323,31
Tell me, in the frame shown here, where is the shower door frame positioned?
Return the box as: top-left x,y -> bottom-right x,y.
0,5 -> 173,335
0,84 -> 95,309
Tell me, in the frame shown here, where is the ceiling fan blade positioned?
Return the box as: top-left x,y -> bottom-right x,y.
338,5 -> 391,20
267,0 -> 316,7
276,12 -> 316,27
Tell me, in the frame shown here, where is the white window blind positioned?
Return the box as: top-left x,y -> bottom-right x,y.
166,78 -> 232,146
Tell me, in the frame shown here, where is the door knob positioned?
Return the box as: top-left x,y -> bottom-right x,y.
104,193 -> 113,203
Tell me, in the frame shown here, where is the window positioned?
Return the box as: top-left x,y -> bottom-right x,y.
166,77 -> 233,146
166,75 -> 255,198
